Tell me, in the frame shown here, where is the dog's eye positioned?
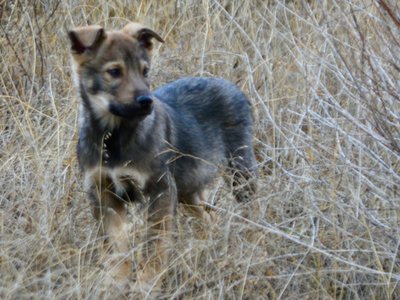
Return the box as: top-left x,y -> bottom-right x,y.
143,67 -> 149,78
107,67 -> 122,78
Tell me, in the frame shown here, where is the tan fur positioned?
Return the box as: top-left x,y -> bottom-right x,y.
122,22 -> 164,52
69,25 -> 104,65
69,24 -> 153,130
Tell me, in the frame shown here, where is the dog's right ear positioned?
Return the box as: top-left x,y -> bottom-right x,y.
68,25 -> 105,55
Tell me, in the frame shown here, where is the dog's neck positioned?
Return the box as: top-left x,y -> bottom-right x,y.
76,87 -> 164,170
77,98 -> 156,169
77,87 -> 123,165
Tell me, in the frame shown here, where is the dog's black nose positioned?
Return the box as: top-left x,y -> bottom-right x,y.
136,95 -> 153,107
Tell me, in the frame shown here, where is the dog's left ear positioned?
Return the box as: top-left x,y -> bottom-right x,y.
122,22 -> 164,51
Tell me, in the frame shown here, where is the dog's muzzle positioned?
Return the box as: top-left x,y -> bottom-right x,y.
136,95 -> 153,111
109,94 -> 154,119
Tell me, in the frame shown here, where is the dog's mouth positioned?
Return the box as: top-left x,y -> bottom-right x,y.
108,99 -> 153,119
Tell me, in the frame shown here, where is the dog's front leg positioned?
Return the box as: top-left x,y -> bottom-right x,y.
88,175 -> 131,282
138,171 -> 177,285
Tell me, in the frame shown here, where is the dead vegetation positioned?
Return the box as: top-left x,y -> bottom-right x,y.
1,0 -> 399,298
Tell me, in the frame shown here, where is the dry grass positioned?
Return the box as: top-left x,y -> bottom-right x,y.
1,0 -> 399,299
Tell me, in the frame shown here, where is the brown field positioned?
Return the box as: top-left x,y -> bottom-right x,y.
1,0 -> 399,298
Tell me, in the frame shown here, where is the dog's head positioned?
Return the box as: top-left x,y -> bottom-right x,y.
68,23 -> 164,128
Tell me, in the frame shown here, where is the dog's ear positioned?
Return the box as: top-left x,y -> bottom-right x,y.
68,25 -> 106,55
122,22 -> 164,51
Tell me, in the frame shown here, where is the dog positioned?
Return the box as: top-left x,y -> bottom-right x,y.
68,22 -> 257,283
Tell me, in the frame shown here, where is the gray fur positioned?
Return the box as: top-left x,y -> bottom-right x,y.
78,76 -> 257,206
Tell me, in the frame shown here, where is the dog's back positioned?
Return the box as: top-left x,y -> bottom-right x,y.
154,77 -> 257,201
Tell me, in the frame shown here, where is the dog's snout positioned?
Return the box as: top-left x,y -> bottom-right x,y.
136,95 -> 153,107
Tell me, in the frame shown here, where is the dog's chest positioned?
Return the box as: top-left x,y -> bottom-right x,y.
81,132 -> 151,202
84,165 -> 149,202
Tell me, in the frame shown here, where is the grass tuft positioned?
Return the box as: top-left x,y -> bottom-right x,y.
1,0 -> 399,298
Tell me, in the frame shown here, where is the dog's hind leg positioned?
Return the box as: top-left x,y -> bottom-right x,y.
179,190 -> 213,223
179,190 -> 216,240
225,130 -> 258,202
230,154 -> 258,203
